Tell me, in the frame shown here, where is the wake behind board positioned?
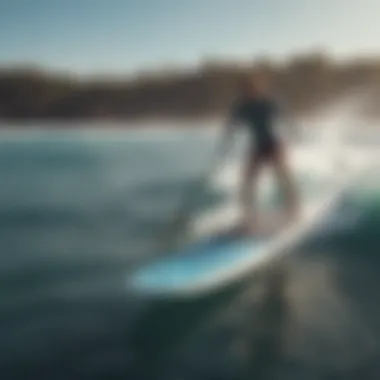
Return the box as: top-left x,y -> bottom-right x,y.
128,165 -> 363,298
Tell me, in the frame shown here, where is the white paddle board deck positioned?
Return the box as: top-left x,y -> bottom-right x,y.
128,165 -> 364,298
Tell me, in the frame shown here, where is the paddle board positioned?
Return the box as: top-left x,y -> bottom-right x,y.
128,163 -> 364,298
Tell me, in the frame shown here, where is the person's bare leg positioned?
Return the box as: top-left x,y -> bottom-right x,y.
273,151 -> 299,222
239,154 -> 262,233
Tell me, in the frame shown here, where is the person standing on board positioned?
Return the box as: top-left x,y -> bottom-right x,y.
219,73 -> 299,234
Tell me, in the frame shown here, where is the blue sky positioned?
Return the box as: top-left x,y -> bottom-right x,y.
1,0 -> 379,75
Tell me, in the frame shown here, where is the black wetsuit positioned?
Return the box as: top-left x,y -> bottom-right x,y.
230,96 -> 281,160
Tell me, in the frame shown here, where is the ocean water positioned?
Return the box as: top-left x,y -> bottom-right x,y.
0,126 -> 379,380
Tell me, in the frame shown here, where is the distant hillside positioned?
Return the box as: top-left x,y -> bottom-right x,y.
1,52 -> 380,123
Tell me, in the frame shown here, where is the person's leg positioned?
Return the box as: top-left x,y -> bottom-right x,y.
239,147 -> 263,232
271,144 -> 299,221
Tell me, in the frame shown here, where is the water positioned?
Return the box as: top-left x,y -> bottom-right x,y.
0,125 -> 379,380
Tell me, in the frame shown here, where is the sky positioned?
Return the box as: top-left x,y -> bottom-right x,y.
0,0 -> 380,75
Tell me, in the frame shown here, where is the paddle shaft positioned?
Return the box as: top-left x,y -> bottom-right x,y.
156,129 -> 233,253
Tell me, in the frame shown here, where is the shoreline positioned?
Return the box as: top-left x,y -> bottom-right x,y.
0,118 -> 222,128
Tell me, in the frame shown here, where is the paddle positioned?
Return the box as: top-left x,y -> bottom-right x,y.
154,125 -> 235,254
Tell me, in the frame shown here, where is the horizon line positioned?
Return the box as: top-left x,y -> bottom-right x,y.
1,49 -> 380,79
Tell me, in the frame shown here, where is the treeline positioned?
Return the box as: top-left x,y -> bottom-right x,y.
2,52 -> 380,122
